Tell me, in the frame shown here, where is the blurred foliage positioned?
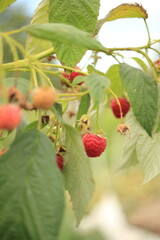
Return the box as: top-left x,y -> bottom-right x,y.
0,5 -> 30,63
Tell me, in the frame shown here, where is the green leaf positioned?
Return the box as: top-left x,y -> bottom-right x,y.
86,73 -> 110,108
105,3 -> 148,22
24,23 -> 106,55
53,103 -> 63,122
76,93 -> 91,126
120,63 -> 158,136
136,132 -> 160,183
106,64 -> 124,96
95,3 -> 148,34
154,83 -> 160,132
62,124 -> 94,226
131,57 -> 148,73
87,65 -> 105,76
15,116 -> 28,139
72,76 -> 85,86
0,0 -> 16,14
49,0 -> 100,67
25,0 -> 52,56
0,129 -> 64,240
120,111 -> 144,169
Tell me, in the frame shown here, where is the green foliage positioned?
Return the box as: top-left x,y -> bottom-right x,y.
0,0 -> 16,14
120,63 -> 158,136
63,124 -> 94,226
49,0 -> 100,66
26,0 -> 52,56
24,23 -> 106,53
0,129 -> 64,240
106,64 -> 124,96
95,3 -> 148,34
76,93 -> 91,124
120,111 -> 144,168
131,57 -> 148,73
86,73 -> 110,108
137,132 -> 160,183
105,3 -> 148,21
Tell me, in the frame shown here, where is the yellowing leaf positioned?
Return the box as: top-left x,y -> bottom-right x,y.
106,3 -> 148,22
0,0 -> 16,14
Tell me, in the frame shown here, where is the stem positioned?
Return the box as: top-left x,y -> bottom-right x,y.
1,27 -> 24,35
37,110 -> 42,130
96,106 -> 100,131
136,49 -> 158,82
57,97 -> 80,102
35,62 -> 88,75
149,47 -> 160,56
33,66 -> 53,87
0,36 -> 3,64
58,90 -> 89,98
144,19 -> 151,45
3,34 -> 19,61
30,67 -> 38,87
1,47 -> 54,70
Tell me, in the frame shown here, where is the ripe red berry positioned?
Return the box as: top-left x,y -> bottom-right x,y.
32,87 -> 57,110
56,154 -> 64,171
62,68 -> 84,85
111,98 -> 130,118
82,133 -> 107,157
62,72 -> 70,80
69,72 -> 84,82
0,104 -> 21,130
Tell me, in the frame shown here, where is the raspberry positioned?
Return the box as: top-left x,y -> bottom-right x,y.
62,67 -> 84,85
69,72 -> 84,82
0,104 -> 21,130
62,72 -> 70,80
111,98 -> 130,118
82,133 -> 107,157
56,154 -> 64,171
32,87 -> 57,110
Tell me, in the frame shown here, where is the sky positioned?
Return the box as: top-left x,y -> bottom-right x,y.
9,0 -> 160,71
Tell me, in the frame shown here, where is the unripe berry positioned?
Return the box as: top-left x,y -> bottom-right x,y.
82,133 -> 107,157
32,87 -> 57,110
111,98 -> 130,118
0,104 -> 21,130
56,154 -> 64,171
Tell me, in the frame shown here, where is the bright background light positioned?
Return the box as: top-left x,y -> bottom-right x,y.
9,0 -> 160,71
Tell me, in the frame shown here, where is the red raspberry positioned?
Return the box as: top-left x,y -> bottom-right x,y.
69,72 -> 84,82
82,133 -> 107,157
56,154 -> 64,171
0,104 -> 21,130
62,72 -> 70,80
111,98 -> 130,118
62,68 -> 84,85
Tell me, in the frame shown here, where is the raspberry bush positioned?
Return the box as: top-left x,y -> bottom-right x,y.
0,0 -> 160,239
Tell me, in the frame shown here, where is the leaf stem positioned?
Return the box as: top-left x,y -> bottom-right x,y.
144,19 -> 151,45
